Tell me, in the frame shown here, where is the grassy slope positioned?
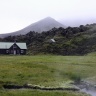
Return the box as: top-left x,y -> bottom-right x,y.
0,55 -> 95,96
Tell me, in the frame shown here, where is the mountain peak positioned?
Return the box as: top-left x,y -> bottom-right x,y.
35,17 -> 59,24
44,16 -> 52,19
0,17 -> 65,38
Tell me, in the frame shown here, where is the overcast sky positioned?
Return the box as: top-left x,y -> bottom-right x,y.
0,0 -> 96,34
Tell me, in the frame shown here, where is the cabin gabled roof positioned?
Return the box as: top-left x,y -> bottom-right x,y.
0,42 -> 27,49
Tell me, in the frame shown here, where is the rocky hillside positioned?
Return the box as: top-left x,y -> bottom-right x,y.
1,23 -> 96,55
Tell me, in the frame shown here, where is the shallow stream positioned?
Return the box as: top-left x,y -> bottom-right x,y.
76,81 -> 96,96
81,88 -> 96,96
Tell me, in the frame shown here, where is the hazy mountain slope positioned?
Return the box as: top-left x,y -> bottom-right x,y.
0,17 -> 65,38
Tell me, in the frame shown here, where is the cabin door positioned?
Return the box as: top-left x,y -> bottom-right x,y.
14,50 -> 16,55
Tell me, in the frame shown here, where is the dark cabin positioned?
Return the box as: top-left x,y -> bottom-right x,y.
0,42 -> 27,55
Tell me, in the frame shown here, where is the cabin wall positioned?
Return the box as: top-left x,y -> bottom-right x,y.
0,49 -> 7,54
0,49 -> 26,55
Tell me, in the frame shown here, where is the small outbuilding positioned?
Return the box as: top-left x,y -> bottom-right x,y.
0,42 -> 27,55
50,39 -> 56,43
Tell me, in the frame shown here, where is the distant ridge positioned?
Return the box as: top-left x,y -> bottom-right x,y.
0,17 -> 65,38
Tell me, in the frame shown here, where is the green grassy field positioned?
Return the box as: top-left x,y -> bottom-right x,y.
0,54 -> 95,96
0,90 -> 89,96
